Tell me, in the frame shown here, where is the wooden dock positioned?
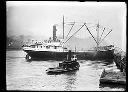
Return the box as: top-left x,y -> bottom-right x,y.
100,47 -> 126,85
113,47 -> 126,72
100,69 -> 126,85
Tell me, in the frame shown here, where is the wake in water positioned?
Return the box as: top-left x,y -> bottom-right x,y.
6,50 -> 125,91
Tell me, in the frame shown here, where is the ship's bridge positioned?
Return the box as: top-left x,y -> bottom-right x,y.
46,42 -> 62,46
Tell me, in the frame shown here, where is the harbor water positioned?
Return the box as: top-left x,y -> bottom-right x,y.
6,50 -> 125,91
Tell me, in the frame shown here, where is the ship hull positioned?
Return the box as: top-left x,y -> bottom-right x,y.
24,50 -> 68,60
24,49 -> 114,60
75,50 -> 114,60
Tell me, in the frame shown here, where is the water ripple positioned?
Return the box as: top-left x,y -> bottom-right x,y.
6,50 -> 125,91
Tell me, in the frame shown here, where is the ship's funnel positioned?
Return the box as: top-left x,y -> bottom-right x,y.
53,25 -> 57,41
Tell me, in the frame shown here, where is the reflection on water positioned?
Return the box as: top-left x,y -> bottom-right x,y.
6,50 -> 126,91
63,71 -> 77,91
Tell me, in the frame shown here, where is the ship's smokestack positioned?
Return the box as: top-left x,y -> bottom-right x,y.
53,25 -> 57,41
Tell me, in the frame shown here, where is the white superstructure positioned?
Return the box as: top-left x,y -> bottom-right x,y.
23,41 -> 68,52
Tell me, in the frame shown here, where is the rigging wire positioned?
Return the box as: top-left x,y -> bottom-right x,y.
99,27 -> 105,42
66,22 -> 75,39
62,23 -> 86,45
99,29 -> 112,45
58,20 -> 112,48
84,23 -> 98,45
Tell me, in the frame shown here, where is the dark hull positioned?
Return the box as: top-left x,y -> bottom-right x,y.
81,50 -> 114,60
24,49 -> 114,60
46,68 -> 78,74
24,50 -> 68,60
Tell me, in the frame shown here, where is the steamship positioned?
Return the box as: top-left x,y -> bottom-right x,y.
23,25 -> 69,60
23,16 -> 114,60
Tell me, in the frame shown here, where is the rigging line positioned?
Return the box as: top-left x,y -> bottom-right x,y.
99,27 -> 106,42
99,29 -> 112,45
87,26 -> 97,28
63,15 -> 64,39
63,23 -> 86,45
66,22 -> 75,39
84,24 -> 98,45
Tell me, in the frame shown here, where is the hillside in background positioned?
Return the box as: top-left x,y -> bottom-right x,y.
6,35 -> 46,50
6,35 -> 109,50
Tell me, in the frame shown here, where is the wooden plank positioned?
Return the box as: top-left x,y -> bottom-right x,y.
100,69 -> 126,85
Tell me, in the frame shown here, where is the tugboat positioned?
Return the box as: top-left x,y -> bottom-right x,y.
46,50 -> 80,74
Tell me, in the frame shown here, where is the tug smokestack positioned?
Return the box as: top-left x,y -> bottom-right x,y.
67,50 -> 72,61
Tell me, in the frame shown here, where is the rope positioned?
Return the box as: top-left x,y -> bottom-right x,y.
99,27 -> 105,42
84,24 -> 98,45
63,23 -> 86,44
66,22 -> 75,39
99,29 -> 112,45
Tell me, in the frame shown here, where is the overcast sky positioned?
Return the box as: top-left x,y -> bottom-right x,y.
6,1 -> 126,51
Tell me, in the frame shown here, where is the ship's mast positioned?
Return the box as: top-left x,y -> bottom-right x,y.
62,16 -> 64,52
96,22 -> 99,51
75,46 -> 76,53
63,15 -> 64,39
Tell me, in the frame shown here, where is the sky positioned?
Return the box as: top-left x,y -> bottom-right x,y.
6,1 -> 126,51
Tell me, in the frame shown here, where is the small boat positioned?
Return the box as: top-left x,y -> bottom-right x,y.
46,50 -> 80,74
